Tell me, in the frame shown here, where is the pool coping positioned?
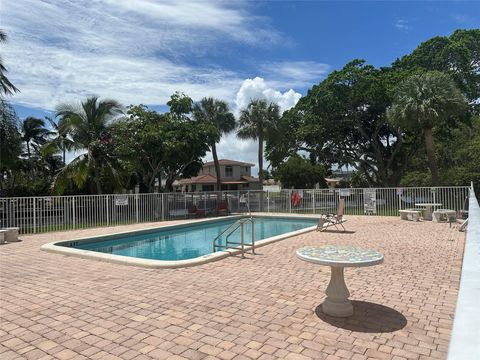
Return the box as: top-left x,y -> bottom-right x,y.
40,214 -> 320,268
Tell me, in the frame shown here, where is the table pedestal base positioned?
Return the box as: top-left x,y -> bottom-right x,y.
322,266 -> 353,317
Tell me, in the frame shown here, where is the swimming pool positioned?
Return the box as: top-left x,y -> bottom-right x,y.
41,215 -> 318,268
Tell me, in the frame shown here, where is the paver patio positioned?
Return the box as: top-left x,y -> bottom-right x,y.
0,216 -> 465,360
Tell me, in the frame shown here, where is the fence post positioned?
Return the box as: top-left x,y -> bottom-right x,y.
135,193 -> 139,223
33,197 -> 37,233
289,190 -> 292,213
106,195 -> 110,226
161,193 -> 165,221
267,190 -> 270,213
72,197 -> 76,229
237,190 -> 240,213
312,190 -> 316,215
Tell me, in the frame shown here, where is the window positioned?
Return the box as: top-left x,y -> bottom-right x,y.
202,185 -> 214,192
225,166 -> 233,177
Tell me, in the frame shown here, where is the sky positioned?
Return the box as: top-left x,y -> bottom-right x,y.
1,0 -> 479,175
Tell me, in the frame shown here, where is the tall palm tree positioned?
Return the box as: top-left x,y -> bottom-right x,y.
21,117 -> 50,159
54,96 -> 123,194
42,116 -> 73,166
387,71 -> 468,185
0,29 -> 19,96
192,97 -> 236,191
237,99 -> 281,188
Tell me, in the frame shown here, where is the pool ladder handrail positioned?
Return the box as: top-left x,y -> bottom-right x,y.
213,218 -> 255,258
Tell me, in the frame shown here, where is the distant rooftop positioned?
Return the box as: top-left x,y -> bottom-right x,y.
203,159 -> 255,167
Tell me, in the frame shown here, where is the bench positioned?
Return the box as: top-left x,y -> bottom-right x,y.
432,209 -> 456,223
0,227 -> 20,243
399,209 -> 422,221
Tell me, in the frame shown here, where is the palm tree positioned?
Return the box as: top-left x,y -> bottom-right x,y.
192,97 -> 236,191
237,99 -> 281,188
387,71 -> 468,185
0,29 -> 19,96
42,116 -> 73,166
54,96 -> 123,194
21,117 -> 50,159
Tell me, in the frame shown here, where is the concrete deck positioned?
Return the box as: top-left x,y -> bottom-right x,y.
0,216 -> 465,360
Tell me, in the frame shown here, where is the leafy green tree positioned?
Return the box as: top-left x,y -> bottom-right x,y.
436,115 -> 480,192
167,91 -> 193,115
53,96 -> 124,194
112,105 -> 165,192
273,155 -> 325,189
393,29 -> 480,103
192,97 -> 236,191
161,114 -> 213,191
21,117 -> 50,159
113,95 -> 215,193
271,60 -> 418,186
0,29 -> 18,96
0,99 -> 21,169
238,99 -> 280,187
387,71 -> 468,185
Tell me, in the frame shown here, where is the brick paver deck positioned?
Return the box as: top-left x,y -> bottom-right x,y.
0,216 -> 465,360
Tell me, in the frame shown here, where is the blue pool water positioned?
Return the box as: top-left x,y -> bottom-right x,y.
68,217 -> 317,261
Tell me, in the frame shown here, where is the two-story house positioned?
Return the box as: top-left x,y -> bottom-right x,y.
176,159 -> 261,192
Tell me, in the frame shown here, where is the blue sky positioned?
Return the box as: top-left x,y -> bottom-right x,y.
1,0 -> 479,171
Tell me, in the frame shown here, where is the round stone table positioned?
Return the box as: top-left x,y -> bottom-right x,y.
296,245 -> 384,317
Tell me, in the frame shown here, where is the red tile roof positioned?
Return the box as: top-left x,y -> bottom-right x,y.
178,174 -> 217,185
178,174 -> 260,185
241,175 -> 260,183
203,159 -> 255,167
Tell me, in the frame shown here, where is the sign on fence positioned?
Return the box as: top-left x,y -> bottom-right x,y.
339,189 -> 351,197
363,189 -> 377,214
115,195 -> 128,206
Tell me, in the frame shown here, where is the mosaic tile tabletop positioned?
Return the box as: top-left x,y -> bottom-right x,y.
296,245 -> 384,267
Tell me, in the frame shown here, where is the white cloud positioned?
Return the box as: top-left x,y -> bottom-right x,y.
394,19 -> 410,31
260,61 -> 329,88
0,0 -> 280,110
235,77 -> 301,114
1,0 -> 329,174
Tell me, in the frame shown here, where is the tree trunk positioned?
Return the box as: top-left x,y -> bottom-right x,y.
94,177 -> 102,194
62,146 -> 66,166
93,164 -> 103,194
165,173 -> 175,192
424,127 -> 439,185
212,143 -> 222,192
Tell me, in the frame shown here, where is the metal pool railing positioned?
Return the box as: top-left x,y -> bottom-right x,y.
0,186 -> 470,234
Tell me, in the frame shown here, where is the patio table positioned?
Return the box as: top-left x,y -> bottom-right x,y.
415,203 -> 442,221
296,245 -> 384,317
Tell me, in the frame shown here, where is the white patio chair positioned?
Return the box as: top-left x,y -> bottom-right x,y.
317,199 -> 347,232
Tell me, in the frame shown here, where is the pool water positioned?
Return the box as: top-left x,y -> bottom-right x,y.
69,217 -> 317,261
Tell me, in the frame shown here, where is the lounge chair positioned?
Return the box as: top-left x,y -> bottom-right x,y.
217,200 -> 229,216
187,205 -> 205,218
317,199 -> 347,232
